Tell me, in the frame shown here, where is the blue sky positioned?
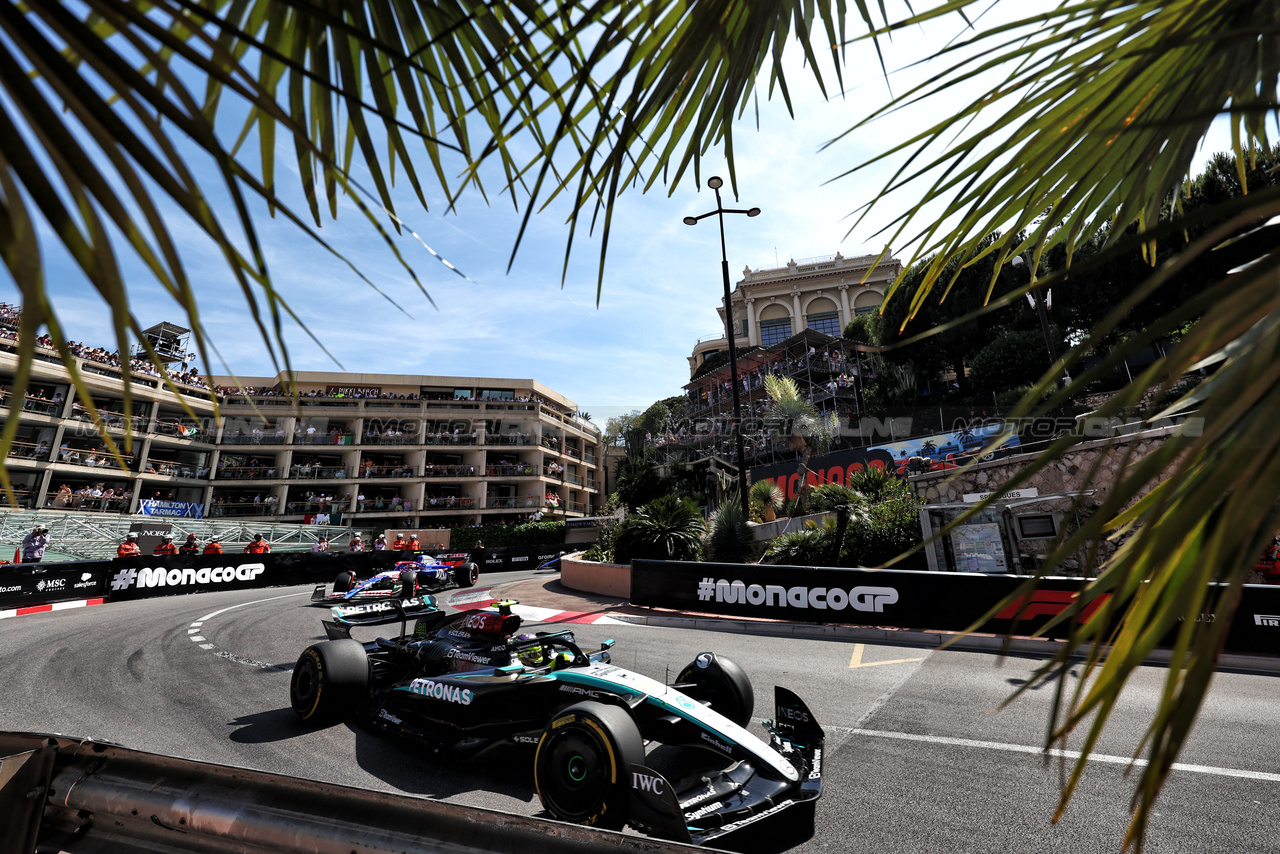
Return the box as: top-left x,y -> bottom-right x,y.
1,4 -> 1233,427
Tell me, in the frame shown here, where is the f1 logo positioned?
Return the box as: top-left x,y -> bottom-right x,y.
995,590 -> 1109,622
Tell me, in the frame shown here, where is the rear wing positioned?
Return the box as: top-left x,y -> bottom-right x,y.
321,595 -> 442,640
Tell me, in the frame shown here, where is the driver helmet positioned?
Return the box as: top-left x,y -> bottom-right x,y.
126,533 -> 137,540
514,634 -> 546,667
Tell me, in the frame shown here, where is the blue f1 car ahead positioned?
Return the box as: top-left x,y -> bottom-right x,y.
290,596 -> 823,848
309,554 -> 479,605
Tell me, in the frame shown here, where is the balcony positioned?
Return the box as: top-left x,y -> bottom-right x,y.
485,464 -> 537,477
43,491 -> 129,513
485,433 -> 535,446
422,496 -> 476,511
423,464 -> 477,478
7,441 -> 51,462
357,464 -> 419,478
286,464 -> 352,480
217,465 -> 284,480
210,502 -> 278,517
294,432 -> 355,445
422,432 -> 477,446
486,496 -> 541,510
361,431 -> 420,445
0,390 -> 61,416
221,432 -> 289,445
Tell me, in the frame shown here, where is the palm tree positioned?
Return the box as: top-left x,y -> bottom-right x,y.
8,2 -> 1279,846
611,495 -> 705,564
762,374 -> 838,458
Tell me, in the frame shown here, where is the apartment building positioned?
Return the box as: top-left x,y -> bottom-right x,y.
0,325 -> 603,526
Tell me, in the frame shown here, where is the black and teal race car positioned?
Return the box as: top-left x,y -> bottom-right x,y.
290,596 -> 823,848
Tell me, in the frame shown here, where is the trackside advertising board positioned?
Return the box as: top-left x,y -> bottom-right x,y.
631,560 -> 1280,654
106,551 -> 399,601
750,447 -> 897,503
0,563 -> 112,609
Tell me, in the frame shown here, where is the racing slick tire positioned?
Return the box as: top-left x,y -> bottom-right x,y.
534,701 -> 644,830
333,571 -> 355,594
454,561 -> 480,588
290,639 -> 368,725
397,569 -> 418,599
675,652 -> 755,729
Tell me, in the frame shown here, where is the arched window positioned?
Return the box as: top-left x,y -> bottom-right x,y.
758,304 -> 792,347
805,297 -> 841,336
854,290 -> 883,316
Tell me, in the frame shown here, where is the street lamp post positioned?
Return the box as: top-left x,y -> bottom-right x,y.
684,177 -> 760,520
1010,254 -> 1066,388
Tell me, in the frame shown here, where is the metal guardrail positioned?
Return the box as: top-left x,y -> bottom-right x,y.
0,732 -> 700,854
0,509 -> 361,560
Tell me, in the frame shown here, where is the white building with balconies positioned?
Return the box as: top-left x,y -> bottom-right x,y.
688,251 -> 901,376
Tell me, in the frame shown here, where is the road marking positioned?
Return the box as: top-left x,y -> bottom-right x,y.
190,591 -> 312,669
830,726 -> 1280,783
848,643 -> 926,668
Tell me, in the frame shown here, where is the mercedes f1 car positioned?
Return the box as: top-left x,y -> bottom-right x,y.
290,596 -> 823,848
309,554 -> 480,605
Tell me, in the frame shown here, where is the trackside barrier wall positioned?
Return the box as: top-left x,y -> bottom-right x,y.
630,560 -> 1280,657
0,546 -> 566,609
0,731 -> 703,854
427,544 -> 565,572
0,562 -> 112,610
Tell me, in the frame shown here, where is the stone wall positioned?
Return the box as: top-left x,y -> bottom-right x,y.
909,425 -> 1179,507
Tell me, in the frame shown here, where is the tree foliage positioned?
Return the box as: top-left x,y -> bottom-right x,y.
612,495 -> 705,564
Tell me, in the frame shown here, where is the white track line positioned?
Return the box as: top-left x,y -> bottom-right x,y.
829,726 -> 1280,783
189,591 -> 312,669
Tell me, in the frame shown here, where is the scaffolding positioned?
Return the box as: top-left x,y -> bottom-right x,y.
133,322 -> 193,365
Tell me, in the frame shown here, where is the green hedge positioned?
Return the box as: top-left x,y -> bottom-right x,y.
449,521 -> 565,550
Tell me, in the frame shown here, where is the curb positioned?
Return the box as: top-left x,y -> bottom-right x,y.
0,597 -> 108,621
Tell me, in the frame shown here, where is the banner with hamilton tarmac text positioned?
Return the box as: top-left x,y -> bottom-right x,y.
0,562 -> 112,609
630,559 -> 1280,654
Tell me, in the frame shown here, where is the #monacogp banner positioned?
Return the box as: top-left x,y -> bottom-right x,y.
630,559 -> 1280,654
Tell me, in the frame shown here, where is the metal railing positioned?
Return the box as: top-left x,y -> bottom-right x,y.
42,491 -> 130,513
217,465 -> 284,480
485,464 -> 537,476
0,509 -> 362,559
485,434 -> 536,446
362,433 -> 419,445
221,433 -> 289,445
209,502 -> 279,517
422,433 -> 478,445
422,465 -> 477,478
485,495 -> 542,509
293,433 -> 356,445
56,450 -> 136,469
358,465 -> 418,478
421,496 -> 476,510
6,441 -> 51,461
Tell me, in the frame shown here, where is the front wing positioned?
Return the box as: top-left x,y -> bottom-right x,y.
628,687 -> 823,847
